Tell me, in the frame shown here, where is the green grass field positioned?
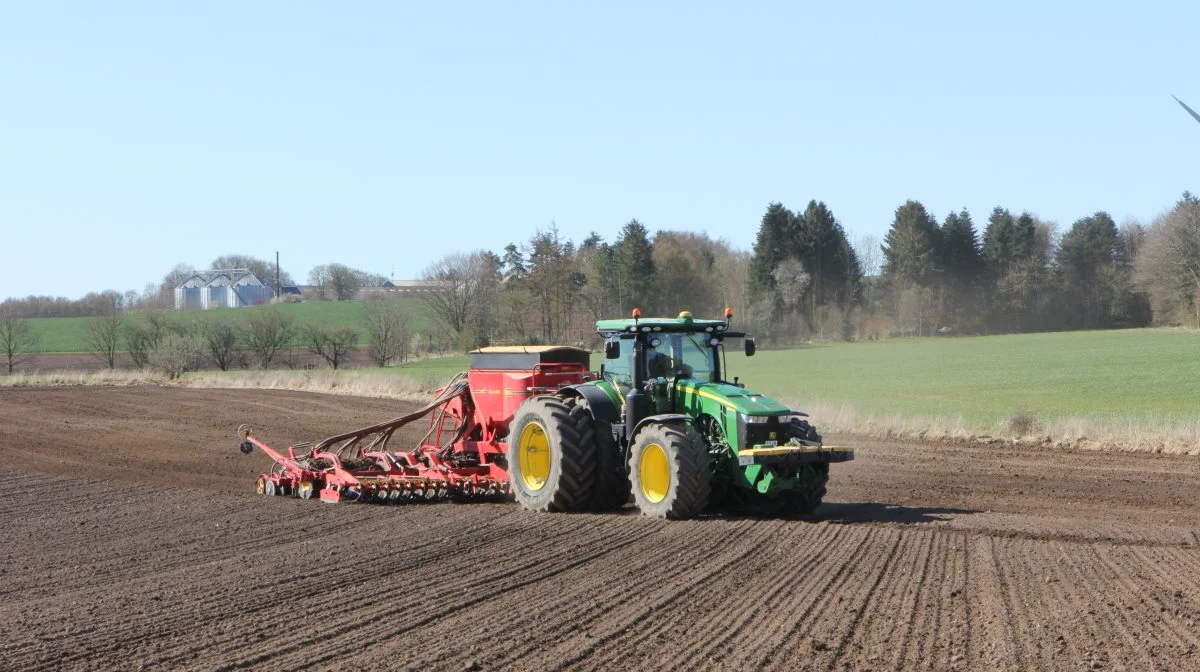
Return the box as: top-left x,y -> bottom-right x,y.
19,305 -> 1200,442
25,299 -> 435,353
732,329 -> 1200,426
359,328 -> 1200,431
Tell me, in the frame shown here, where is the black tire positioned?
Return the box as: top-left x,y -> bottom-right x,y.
564,397 -> 630,512
507,396 -> 596,512
787,417 -> 822,444
781,419 -> 828,515
786,463 -> 829,515
628,424 -> 710,519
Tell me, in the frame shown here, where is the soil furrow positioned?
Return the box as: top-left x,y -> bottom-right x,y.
3,386 -> 1200,670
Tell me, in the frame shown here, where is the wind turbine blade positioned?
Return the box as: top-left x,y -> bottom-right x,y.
1174,95 -> 1200,125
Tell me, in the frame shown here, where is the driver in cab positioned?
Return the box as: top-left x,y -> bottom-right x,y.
646,342 -> 693,379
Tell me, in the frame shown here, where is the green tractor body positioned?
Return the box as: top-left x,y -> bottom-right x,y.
506,311 -> 853,519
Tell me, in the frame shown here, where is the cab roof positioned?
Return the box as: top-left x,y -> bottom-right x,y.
596,312 -> 731,335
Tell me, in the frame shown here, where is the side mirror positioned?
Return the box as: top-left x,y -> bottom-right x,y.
744,338 -> 756,357
605,340 -> 621,359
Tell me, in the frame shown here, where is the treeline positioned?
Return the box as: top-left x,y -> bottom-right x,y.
420,192 -> 1200,348
746,193 -> 1200,339
9,193 -> 1200,350
419,222 -> 754,349
867,200 -> 1150,337
77,299 -> 413,377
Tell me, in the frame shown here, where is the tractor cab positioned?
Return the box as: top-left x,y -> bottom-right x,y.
598,309 -> 753,395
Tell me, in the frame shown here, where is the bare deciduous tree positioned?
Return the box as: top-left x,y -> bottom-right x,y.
0,310 -> 37,374
242,309 -> 295,369
204,321 -> 240,371
307,264 -> 330,301
125,324 -> 158,369
305,324 -> 358,369
1137,195 -> 1200,325
854,234 -> 882,278
327,263 -> 364,301
772,258 -> 811,310
421,252 -> 490,345
86,312 -> 124,369
362,298 -> 412,367
149,332 -> 205,379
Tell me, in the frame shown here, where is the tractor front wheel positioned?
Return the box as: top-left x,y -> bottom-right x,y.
628,424 -> 710,519
508,397 -> 596,512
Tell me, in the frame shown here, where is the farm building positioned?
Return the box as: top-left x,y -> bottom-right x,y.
356,280 -> 446,298
174,269 -> 272,310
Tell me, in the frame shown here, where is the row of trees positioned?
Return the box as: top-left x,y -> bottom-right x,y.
83,299 -> 413,375
7,194 -> 1200,362
419,221 -> 754,349
0,298 -> 415,376
414,192 -> 1200,348
873,201 -> 1148,336
742,193 -> 1200,339
306,263 -> 389,301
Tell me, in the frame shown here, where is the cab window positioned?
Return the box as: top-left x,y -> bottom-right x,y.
602,338 -> 634,392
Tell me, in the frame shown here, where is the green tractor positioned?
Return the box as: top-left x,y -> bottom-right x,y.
507,310 -> 854,519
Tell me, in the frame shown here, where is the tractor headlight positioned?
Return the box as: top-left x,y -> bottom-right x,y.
739,413 -> 769,424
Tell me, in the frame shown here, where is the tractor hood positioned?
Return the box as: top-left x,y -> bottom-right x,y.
676,380 -> 790,416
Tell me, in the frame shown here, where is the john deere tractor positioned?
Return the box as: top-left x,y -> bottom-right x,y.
507,310 -> 854,519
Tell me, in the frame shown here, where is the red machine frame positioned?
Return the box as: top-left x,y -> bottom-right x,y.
240,347 -> 593,504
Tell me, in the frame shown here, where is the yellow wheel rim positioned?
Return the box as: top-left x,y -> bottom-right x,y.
639,443 -> 670,503
256,477 -> 267,495
518,421 -> 552,491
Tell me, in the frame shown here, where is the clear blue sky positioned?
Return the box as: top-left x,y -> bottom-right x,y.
3,1 -> 1199,300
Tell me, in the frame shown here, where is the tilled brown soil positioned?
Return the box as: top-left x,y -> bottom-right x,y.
1,387 -> 1199,671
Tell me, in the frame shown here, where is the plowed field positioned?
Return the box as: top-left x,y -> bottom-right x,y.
1,387 -> 1198,671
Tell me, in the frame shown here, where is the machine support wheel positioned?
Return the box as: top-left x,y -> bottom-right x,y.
783,419 -> 828,515
264,479 -> 277,497
255,475 -> 268,495
787,463 -> 829,515
507,396 -> 597,512
628,424 -> 710,519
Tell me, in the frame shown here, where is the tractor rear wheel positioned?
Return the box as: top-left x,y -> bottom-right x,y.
508,396 -> 596,512
628,424 -> 710,519
564,397 -> 630,512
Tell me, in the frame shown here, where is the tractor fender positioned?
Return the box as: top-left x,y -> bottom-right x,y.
630,414 -> 693,442
559,384 -> 621,424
